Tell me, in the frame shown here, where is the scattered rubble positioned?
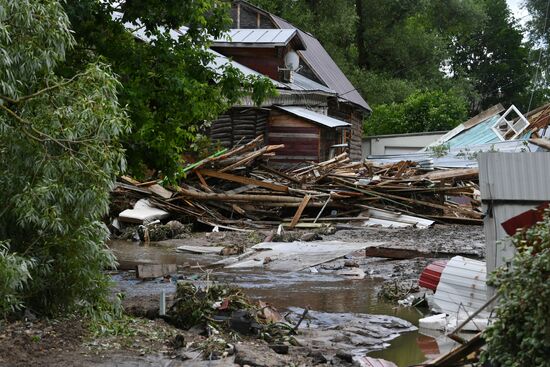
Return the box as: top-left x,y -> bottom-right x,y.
110,136 -> 484,235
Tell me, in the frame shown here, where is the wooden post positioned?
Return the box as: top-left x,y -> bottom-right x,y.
289,195 -> 311,228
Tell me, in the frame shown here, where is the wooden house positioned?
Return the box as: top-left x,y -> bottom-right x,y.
208,0 -> 371,164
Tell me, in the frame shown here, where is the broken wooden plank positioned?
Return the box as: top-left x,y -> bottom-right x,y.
177,187 -> 303,203
136,264 -> 177,279
413,168 -> 479,181
425,332 -> 484,366
529,137 -> 550,150
147,184 -> 173,199
220,144 -> 284,172
364,246 -> 483,260
199,169 -> 289,192
289,195 -> 311,228
259,163 -> 301,183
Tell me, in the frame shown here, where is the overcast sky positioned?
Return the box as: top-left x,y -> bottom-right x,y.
507,0 -> 530,23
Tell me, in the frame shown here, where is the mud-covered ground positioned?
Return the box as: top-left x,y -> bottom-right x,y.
0,224 -> 484,367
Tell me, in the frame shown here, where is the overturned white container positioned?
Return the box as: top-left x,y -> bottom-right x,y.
118,199 -> 169,224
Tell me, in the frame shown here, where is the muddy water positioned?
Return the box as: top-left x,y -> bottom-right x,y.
218,270 -> 431,366
109,240 -> 451,367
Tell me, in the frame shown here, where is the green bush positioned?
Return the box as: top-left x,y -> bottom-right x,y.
0,0 -> 128,315
0,242 -> 35,317
482,210 -> 550,367
364,89 -> 468,136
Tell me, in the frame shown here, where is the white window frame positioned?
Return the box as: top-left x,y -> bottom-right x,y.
491,105 -> 530,141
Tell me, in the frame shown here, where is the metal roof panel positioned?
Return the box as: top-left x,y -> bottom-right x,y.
271,15 -> 371,112
276,106 -> 350,128
213,28 -> 298,47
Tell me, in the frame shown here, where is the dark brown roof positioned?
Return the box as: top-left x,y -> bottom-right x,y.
270,14 -> 371,113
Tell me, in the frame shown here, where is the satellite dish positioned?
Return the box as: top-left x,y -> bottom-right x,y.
284,51 -> 300,71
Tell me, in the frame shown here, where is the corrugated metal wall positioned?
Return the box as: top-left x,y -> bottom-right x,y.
478,152 -> 550,281
478,152 -> 550,201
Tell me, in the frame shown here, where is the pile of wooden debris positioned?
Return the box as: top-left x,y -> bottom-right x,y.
112,136 -> 482,230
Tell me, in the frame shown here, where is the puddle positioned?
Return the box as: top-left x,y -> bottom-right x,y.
109,239 -> 454,367
219,270 -> 434,366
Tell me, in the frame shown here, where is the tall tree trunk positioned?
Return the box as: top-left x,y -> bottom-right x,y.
356,0 -> 368,68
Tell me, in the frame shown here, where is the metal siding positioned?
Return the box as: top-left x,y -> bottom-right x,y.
484,204 -> 533,274
213,29 -> 298,46
276,106 -> 350,128
432,256 -> 489,318
478,152 -> 550,201
367,140 -> 542,168
447,115 -> 501,148
270,15 -> 371,112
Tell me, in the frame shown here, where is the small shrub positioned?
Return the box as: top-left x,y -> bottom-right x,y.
0,241 -> 35,317
482,210 -> 550,366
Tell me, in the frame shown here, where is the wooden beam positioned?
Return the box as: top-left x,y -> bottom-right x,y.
289,195 -> 311,228
413,168 -> 479,181
364,246 -> 483,260
220,144 -> 285,172
425,332 -> 484,366
529,138 -> 550,150
198,169 -> 288,192
177,187 -> 303,203
194,170 -> 213,192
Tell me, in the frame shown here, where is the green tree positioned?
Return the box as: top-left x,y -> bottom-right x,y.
62,0 -> 275,178
482,210 -> 550,367
0,0 -> 128,315
525,0 -> 550,109
451,0 -> 532,112
526,0 -> 550,45
364,90 -> 468,136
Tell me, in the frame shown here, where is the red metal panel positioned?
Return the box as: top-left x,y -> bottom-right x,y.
501,202 -> 549,236
418,260 -> 448,291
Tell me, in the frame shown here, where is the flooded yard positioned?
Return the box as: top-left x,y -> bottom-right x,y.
109,227 -> 473,366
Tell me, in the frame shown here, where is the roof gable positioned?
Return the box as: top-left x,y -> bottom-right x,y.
270,14 -> 371,112
232,1 -> 371,112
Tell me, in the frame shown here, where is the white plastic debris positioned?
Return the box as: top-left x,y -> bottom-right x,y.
118,199 -> 169,224
212,225 -> 220,232
419,313 -> 447,331
397,294 -> 415,307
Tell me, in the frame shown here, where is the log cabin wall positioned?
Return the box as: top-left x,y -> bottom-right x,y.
328,99 -> 364,161
319,128 -> 340,161
209,108 -> 268,148
267,110 -> 320,164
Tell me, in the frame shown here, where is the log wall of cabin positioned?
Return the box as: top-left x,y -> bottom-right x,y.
209,108 -> 268,148
328,99 -> 363,161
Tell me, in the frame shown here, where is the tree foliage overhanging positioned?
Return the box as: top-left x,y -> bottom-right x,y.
62,0 -> 275,178
0,0 -> 129,316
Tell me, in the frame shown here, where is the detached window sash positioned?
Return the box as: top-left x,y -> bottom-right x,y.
491,105 -> 530,141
